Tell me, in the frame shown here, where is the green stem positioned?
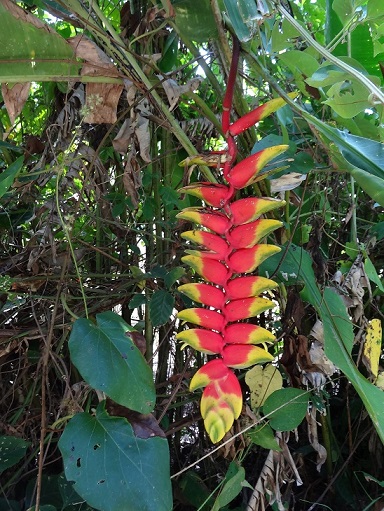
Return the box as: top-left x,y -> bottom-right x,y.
319,411 -> 334,479
273,2 -> 384,105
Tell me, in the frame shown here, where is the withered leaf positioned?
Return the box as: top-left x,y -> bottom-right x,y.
2,83 -> 31,126
106,399 -> 165,439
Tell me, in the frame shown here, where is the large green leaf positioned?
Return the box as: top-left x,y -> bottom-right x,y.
260,243 -> 384,443
59,403 -> 172,511
0,0 -> 80,81
223,0 -> 260,42
172,0 -> 218,42
290,103 -> 384,203
69,311 -> 155,413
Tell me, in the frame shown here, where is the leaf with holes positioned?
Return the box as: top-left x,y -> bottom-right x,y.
59,402 -> 172,511
150,290 -> 175,327
69,311 -> 155,413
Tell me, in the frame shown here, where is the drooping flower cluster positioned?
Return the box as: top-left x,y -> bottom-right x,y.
176,39 -> 290,443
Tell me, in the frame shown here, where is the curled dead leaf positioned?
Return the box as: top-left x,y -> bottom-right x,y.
2,83 -> 31,127
270,172 -> 306,193
106,399 -> 165,439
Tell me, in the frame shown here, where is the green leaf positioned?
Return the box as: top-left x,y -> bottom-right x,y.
212,462 -> 245,511
263,388 -> 309,431
129,293 -> 147,309
364,256 -> 384,292
324,79 -> 372,118
149,290 -> 175,327
247,423 -> 282,451
59,403 -> 172,511
69,311 -> 155,413
260,233 -> 384,441
164,267 -> 185,289
319,288 -> 384,442
349,166 -> 384,207
0,2 -> 80,81
159,31 -> 179,72
223,0 -> 260,42
0,156 -> 23,199
0,435 -> 30,473
260,243 -> 316,287
332,0 -> 356,24
58,473 -> 86,508
172,0 -> 218,42
279,50 -> 320,96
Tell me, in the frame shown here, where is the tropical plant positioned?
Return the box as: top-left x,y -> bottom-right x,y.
0,1 -> 384,511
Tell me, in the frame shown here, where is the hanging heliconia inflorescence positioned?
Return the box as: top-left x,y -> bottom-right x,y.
176,38 -> 291,443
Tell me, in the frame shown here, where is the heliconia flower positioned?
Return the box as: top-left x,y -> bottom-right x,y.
226,145 -> 288,189
181,231 -> 229,259
222,344 -> 274,368
177,55 -> 290,442
176,208 -> 230,234
178,283 -> 225,309
226,275 -> 278,300
176,329 -> 224,354
228,92 -> 299,136
179,183 -> 232,207
224,322 -> 276,345
201,376 -> 242,443
177,308 -> 225,331
228,244 -> 281,274
189,359 -> 233,389
224,296 -> 275,322
229,197 -> 285,225
226,219 -> 283,249
181,254 -> 230,286
195,361 -> 243,443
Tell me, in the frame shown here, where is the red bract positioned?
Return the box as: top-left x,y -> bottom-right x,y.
177,39 -> 289,443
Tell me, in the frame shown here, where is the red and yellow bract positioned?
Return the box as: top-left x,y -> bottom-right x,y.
176,38 -> 289,443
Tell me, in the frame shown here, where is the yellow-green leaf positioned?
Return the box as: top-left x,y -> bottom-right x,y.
245,364 -> 283,409
362,319 -> 382,379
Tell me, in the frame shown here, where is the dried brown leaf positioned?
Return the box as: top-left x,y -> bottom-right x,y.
162,77 -> 202,111
2,83 -> 31,126
306,407 -> 327,472
106,399 -> 165,439
135,100 -> 151,162
83,83 -> 124,124
68,35 -> 120,78
270,172 -> 306,193
113,119 -> 134,154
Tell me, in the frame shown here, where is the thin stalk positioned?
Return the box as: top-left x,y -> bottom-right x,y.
319,411 -> 333,479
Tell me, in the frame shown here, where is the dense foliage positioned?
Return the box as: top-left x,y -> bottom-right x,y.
0,1 -> 384,510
